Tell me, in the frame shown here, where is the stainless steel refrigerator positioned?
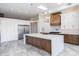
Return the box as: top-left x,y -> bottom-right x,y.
18,25 -> 30,40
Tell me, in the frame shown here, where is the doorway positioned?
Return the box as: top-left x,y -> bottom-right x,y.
18,25 -> 30,40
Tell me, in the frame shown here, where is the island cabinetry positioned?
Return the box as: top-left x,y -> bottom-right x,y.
32,37 -> 41,48
24,33 -> 64,56
26,36 -> 33,44
26,36 -> 41,48
26,36 -> 51,54
41,39 -> 51,53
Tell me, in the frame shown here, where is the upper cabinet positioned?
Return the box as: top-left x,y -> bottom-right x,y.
60,5 -> 79,34
50,12 -> 61,26
61,12 -> 79,29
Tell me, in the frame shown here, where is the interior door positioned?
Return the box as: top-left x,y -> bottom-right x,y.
31,22 -> 38,33
18,25 -> 29,40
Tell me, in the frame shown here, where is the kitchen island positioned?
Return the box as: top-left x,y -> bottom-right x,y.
24,33 -> 64,56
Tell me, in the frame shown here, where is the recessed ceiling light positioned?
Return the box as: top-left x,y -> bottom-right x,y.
38,5 -> 48,10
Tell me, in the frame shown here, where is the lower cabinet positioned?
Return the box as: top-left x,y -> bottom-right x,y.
64,35 -> 73,43
64,34 -> 79,44
26,36 -> 33,44
41,39 -> 51,53
32,37 -> 41,48
26,36 -> 51,54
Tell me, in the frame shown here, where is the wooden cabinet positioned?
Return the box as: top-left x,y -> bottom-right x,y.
26,36 -> 51,54
64,34 -> 79,44
32,37 -> 41,48
26,36 -> 33,44
71,35 -> 79,44
41,39 -> 51,53
50,12 -> 61,26
64,35 -> 73,43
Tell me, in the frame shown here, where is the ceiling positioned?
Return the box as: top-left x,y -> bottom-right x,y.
0,3 -> 63,20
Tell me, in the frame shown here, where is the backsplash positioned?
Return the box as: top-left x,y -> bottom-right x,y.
50,26 -> 61,32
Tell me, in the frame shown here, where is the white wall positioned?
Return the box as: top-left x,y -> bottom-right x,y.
0,18 -> 30,43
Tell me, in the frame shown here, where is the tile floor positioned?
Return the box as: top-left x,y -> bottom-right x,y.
0,40 -> 79,56
0,40 -> 50,56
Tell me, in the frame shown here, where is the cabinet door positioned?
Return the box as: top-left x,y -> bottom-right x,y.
64,35 -> 79,44
26,36 -> 33,44
32,37 -> 41,48
68,35 -> 73,43
41,39 -> 51,53
72,35 -> 79,44
64,35 -> 68,43
64,35 -> 73,43
35,38 -> 41,48
51,14 -> 61,25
